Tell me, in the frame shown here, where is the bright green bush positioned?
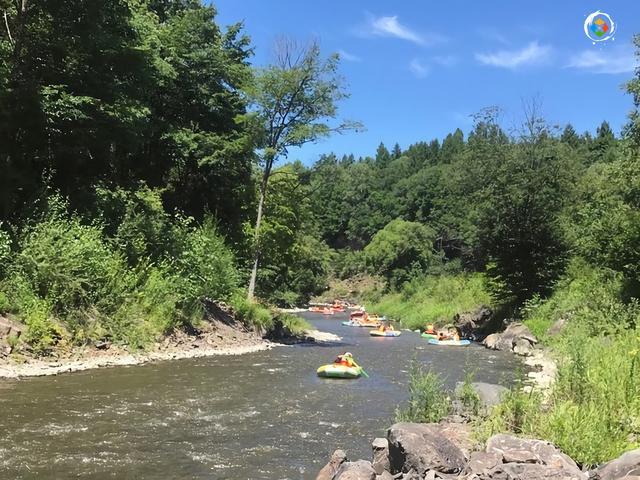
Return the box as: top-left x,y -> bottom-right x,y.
395,360 -> 452,423
368,273 -> 491,330
13,213 -> 128,315
229,291 -> 274,330
176,219 -> 240,303
276,312 -> 311,335
523,259 -> 631,342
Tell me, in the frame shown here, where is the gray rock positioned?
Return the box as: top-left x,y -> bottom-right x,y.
486,434 -> 580,474
513,338 -> 534,356
455,382 -> 508,411
595,448 -> 640,480
372,438 -> 390,475
482,323 -> 538,354
0,316 -> 23,337
387,423 -> 467,475
484,462 -> 586,480
467,451 -> 503,476
483,333 -> 500,350
454,306 -> 494,340
317,449 -> 347,480
334,460 -> 376,480
547,317 -> 569,337
375,471 -> 394,480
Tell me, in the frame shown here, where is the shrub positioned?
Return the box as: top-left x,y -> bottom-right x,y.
276,312 -> 311,335
368,273 -> 491,330
395,360 -> 452,423
229,291 -> 274,331
364,219 -> 441,287
176,219 -> 240,303
13,213 -> 127,316
458,371 -> 482,417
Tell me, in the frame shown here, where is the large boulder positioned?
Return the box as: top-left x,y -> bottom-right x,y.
454,382 -> 508,414
333,460 -> 376,480
387,423 -> 467,476
467,451 -> 503,476
317,449 -> 348,480
479,462 -> 586,480
486,434 -> 582,475
595,448 -> 640,480
454,306 -> 494,341
482,323 -> 538,356
371,437 -> 390,475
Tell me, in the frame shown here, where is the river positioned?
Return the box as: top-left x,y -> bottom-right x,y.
0,313 -> 523,479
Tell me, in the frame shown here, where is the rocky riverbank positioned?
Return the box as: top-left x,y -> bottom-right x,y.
0,301 -> 339,379
317,420 -> 640,479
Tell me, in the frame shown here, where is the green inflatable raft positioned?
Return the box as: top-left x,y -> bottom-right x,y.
420,332 -> 438,340
317,364 -> 362,379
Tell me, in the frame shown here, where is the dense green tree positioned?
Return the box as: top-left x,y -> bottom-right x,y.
0,1 -> 254,239
364,219 -> 440,286
244,38 -> 358,298
476,112 -> 578,305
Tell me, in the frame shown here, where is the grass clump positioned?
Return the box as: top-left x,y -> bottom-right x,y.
458,371 -> 482,417
368,273 -> 492,330
395,360 -> 452,423
479,259 -> 640,466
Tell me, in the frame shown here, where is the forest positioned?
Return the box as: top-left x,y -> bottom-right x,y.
1,0 -> 640,467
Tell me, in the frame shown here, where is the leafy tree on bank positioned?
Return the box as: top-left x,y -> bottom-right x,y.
0,1 -> 254,240
244,38 -> 359,298
364,219 -> 441,287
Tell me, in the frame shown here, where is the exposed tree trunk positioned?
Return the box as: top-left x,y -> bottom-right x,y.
247,168 -> 271,299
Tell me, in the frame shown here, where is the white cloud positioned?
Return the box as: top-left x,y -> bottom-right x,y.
476,41 -> 552,69
433,55 -> 458,67
566,47 -> 637,74
371,15 -> 424,44
337,49 -> 362,62
409,58 -> 429,78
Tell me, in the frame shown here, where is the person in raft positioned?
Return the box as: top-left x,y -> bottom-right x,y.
377,323 -> 395,332
424,324 -> 436,334
334,352 -> 355,367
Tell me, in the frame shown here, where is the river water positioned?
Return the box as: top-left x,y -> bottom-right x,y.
0,313 -> 522,479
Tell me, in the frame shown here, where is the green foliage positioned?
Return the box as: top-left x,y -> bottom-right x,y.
483,260 -> 640,466
523,259 -> 635,342
395,360 -> 452,423
229,291 -> 274,331
369,273 -> 491,330
275,312 -> 311,335
0,193 -> 243,350
364,219 -> 440,287
255,164 -> 332,306
458,371 -> 482,417
12,206 -> 128,316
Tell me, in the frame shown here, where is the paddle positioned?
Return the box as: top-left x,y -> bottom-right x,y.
351,360 -> 369,378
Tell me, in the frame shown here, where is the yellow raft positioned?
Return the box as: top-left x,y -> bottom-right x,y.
316,364 -> 362,379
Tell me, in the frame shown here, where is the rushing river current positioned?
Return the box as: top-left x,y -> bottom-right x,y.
0,313 -> 523,479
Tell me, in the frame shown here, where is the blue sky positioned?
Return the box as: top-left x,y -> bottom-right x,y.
213,1 -> 640,164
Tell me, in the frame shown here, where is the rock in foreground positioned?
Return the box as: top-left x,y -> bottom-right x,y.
317,422 -> 640,479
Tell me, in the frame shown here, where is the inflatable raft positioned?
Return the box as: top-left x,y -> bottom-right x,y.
316,364 -> 362,379
421,332 -> 439,340
341,320 -> 381,328
370,330 -> 401,337
427,339 -> 471,347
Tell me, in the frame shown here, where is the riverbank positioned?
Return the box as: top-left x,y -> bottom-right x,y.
0,309 -> 341,379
